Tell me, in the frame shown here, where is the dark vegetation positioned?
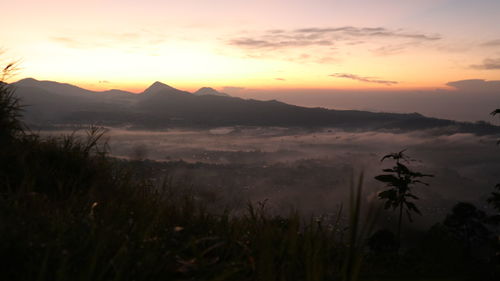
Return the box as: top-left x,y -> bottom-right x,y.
374,150 -> 434,241
1,65 -> 500,280
489,109 -> 500,221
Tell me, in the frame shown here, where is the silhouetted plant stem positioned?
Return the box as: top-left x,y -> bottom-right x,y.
342,172 -> 380,281
396,157 -> 403,241
375,150 -> 433,246
398,203 -> 403,241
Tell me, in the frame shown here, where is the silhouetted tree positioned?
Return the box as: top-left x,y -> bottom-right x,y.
367,229 -> 399,254
420,223 -> 465,273
488,184 -> 500,213
489,109 -> 500,212
443,202 -> 493,260
492,109 -> 500,145
375,150 -> 433,240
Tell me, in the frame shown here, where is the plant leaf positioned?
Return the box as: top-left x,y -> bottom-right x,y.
374,175 -> 399,185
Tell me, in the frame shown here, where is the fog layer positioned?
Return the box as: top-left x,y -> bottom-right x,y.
42,127 -> 500,229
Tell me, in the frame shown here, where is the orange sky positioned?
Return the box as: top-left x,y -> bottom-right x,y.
2,0 -> 500,92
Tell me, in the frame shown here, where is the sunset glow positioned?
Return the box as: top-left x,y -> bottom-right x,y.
3,2 -> 500,279
2,0 -> 500,92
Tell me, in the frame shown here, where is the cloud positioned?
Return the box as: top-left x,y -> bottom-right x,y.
480,39 -> 500,47
51,37 -> 94,49
471,58 -> 500,70
294,26 -> 440,41
227,26 -> 441,63
51,31 -> 166,51
275,78 -> 286,81
99,80 -> 110,84
371,44 -> 408,56
315,57 -> 338,64
229,38 -> 333,49
446,79 -> 500,92
229,26 -> 440,51
222,86 -> 246,92
330,73 -> 398,85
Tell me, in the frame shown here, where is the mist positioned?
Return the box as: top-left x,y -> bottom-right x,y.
41,126 -> 500,230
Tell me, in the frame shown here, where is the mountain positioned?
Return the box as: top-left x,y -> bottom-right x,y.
14,78 -> 93,97
142,81 -> 184,95
14,78 -> 137,103
11,78 -> 140,126
9,78 -> 500,135
193,87 -> 229,97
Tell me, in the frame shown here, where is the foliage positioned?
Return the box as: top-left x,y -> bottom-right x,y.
375,150 -> 434,239
367,229 -> 399,255
0,60 -> 24,143
0,130 -> 348,281
443,203 -> 492,248
417,223 -> 466,274
488,184 -> 500,212
341,173 -> 380,281
489,109 -> 500,213
492,109 -> 500,145
441,202 -> 499,279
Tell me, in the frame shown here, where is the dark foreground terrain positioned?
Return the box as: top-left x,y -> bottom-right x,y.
1,79 -> 500,280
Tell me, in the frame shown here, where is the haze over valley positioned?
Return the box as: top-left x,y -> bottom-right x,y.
12,77 -> 500,224
3,1 -> 500,280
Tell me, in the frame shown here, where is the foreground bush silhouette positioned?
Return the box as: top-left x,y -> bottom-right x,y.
367,229 -> 399,255
489,109 -> 500,213
443,202 -> 496,260
374,150 -> 433,241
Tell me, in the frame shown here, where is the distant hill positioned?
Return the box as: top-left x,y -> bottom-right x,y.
193,87 -> 229,97
141,81 -> 187,96
10,78 -> 500,135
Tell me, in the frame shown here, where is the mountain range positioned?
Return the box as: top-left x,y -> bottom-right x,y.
10,78 -> 500,135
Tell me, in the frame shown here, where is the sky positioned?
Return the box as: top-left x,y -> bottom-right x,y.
2,0 -> 500,93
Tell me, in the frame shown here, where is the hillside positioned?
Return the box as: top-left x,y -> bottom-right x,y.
12,78 -> 500,135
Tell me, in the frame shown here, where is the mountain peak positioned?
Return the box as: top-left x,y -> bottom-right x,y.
193,87 -> 229,97
14,77 -> 40,86
142,81 -> 177,95
17,77 -> 39,83
13,78 -> 93,97
151,81 -> 168,87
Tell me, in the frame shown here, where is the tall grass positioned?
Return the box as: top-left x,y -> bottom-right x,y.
3,64 -> 494,281
0,110 -> 368,281
341,173 -> 380,281
0,125 -> 377,280
0,71 -> 378,280
0,61 -> 24,142
1,152 -> 366,281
